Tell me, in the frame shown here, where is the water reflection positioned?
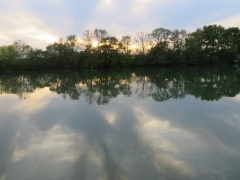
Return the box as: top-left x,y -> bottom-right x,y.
0,65 -> 240,103
0,65 -> 240,180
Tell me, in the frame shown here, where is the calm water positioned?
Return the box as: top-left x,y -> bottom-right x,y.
0,65 -> 240,180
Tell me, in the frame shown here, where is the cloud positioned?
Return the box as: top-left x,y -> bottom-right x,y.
0,1 -> 71,48
0,9 -> 59,48
84,0 -> 163,37
1,0 -> 240,48
131,0 -> 158,13
0,35 -> 9,40
213,13 -> 240,28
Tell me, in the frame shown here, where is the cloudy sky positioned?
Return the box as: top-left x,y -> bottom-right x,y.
0,0 -> 240,49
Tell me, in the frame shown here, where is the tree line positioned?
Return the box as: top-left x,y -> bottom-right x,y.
0,24 -> 240,70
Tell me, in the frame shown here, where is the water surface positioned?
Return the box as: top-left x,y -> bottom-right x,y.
0,66 -> 240,180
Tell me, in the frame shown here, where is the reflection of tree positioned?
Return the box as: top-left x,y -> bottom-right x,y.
0,65 -> 240,103
0,74 -> 37,99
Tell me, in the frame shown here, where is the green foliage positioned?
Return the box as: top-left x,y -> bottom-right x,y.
0,25 -> 240,71
119,35 -> 131,53
184,38 -> 202,64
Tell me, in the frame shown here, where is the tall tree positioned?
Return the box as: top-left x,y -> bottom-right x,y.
81,30 -> 94,50
134,31 -> 150,55
93,29 -> 109,48
170,29 -> 188,55
119,35 -> 131,53
65,35 -> 81,52
149,28 -> 171,57
149,28 -> 171,44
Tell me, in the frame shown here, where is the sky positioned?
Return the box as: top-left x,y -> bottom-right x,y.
0,0 -> 240,49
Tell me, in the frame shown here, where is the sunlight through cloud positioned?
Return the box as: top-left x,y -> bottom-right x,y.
17,29 -> 58,43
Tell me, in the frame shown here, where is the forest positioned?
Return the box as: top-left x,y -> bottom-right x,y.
0,24 -> 240,70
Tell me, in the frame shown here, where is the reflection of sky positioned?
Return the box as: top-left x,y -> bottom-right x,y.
1,88 -> 240,179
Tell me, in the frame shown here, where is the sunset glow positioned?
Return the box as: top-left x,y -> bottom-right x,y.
92,41 -> 98,47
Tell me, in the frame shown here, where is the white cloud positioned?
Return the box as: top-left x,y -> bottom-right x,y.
131,0 -> 156,13
1,0 -> 240,48
97,0 -> 115,10
0,35 -> 9,40
213,13 -> 240,27
0,1 -> 65,48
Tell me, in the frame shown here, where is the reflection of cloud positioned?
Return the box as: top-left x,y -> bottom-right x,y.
13,88 -> 53,115
102,111 -> 117,125
133,106 -> 174,130
25,124 -> 85,163
132,106 -> 195,176
12,150 -> 25,162
0,175 -> 6,180
1,71 -> 240,179
0,88 -> 60,164
232,94 -> 240,102
154,154 -> 194,176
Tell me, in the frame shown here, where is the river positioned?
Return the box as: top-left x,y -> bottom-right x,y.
0,65 -> 240,180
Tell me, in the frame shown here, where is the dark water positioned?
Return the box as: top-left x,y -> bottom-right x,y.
0,65 -> 240,180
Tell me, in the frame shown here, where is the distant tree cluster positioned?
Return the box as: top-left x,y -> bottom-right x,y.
0,25 -> 240,70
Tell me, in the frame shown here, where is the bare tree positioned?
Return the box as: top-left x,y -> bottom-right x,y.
134,31 -> 150,55
81,30 -> 94,50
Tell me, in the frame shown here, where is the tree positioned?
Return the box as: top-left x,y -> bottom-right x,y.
66,35 -> 77,45
184,37 -> 202,64
149,28 -> 171,60
98,36 -> 119,67
191,25 -> 227,63
81,30 -> 94,50
170,29 -> 188,56
119,35 -> 131,53
12,40 -> 32,60
0,45 -> 18,68
93,29 -> 109,48
134,31 -> 150,56
149,28 -> 171,44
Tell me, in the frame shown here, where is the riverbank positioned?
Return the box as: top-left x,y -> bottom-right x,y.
1,24 -> 239,71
